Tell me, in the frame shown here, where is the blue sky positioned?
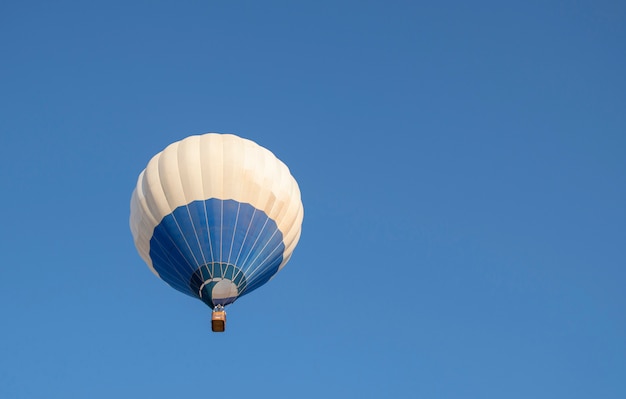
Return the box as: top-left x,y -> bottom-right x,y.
1,1 -> 625,398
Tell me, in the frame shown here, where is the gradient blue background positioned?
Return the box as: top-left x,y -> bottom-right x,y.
1,1 -> 625,398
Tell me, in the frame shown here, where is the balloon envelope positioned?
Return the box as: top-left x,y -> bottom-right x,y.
130,133 -> 303,308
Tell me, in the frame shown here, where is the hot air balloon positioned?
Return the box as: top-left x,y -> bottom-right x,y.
129,133 -> 304,332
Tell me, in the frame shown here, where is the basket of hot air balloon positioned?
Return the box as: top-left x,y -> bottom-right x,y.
130,133 -> 304,332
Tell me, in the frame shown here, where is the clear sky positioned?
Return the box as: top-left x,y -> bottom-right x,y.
1,1 -> 625,398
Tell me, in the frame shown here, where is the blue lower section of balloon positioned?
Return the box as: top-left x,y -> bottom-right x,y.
149,199 -> 284,308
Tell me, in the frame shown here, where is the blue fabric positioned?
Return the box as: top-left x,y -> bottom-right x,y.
149,199 -> 284,308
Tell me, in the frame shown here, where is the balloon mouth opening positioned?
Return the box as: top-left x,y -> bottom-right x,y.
188,262 -> 248,308
200,278 -> 239,307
